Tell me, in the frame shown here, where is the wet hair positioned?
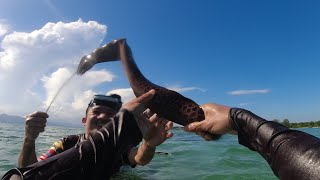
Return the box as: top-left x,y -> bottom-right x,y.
85,94 -> 122,114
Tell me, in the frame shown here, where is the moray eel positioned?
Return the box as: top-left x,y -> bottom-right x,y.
76,39 -> 204,126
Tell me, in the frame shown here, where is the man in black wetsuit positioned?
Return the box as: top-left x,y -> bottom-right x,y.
5,89 -> 173,179
184,103 -> 320,180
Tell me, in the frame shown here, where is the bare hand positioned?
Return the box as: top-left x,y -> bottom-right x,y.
25,111 -> 48,140
184,103 -> 236,141
122,89 -> 173,147
122,89 -> 156,120
137,109 -> 173,147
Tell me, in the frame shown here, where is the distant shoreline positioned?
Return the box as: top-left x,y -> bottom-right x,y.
0,114 -> 82,128
1,113 -> 319,129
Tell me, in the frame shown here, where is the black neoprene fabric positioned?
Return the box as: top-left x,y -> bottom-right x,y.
230,108 -> 320,180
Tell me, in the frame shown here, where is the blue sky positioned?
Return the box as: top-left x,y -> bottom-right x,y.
0,0 -> 319,124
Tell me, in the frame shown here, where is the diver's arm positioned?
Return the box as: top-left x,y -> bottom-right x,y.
18,112 -> 48,167
128,141 -> 156,166
230,108 -> 320,180
18,138 -> 37,167
127,109 -> 173,166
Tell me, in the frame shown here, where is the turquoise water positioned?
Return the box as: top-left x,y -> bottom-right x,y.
0,122 -> 319,179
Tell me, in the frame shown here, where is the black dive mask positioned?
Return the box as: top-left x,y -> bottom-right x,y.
88,94 -> 122,112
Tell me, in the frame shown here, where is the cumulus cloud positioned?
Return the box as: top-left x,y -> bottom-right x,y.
0,19 -> 107,120
41,67 -> 115,120
228,89 -> 270,95
0,20 -> 9,37
107,88 -> 135,103
0,19 -> 207,123
72,90 -> 96,110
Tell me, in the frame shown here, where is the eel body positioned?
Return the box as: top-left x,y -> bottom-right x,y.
76,39 -> 204,126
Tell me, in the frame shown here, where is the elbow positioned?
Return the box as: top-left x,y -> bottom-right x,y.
141,159 -> 152,166
135,157 -> 152,166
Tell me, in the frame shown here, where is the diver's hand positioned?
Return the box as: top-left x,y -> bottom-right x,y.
25,111 -> 48,141
122,89 -> 156,121
137,110 -> 173,148
184,103 -> 236,141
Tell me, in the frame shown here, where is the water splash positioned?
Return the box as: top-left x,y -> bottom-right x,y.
45,72 -> 76,113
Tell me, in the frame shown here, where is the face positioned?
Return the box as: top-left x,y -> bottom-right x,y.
82,105 -> 118,137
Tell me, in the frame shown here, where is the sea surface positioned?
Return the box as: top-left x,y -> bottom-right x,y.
0,122 -> 319,180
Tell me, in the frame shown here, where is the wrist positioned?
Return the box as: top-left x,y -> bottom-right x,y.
142,141 -> 156,151
229,108 -> 243,131
24,136 -> 36,142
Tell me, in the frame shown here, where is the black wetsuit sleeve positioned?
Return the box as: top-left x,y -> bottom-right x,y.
229,108 -> 320,180
2,109 -> 142,180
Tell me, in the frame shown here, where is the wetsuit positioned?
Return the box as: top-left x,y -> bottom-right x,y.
230,108 -> 320,180
2,109 -> 142,180
38,133 -> 134,171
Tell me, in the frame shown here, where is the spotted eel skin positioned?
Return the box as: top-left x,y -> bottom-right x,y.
76,39 -> 204,126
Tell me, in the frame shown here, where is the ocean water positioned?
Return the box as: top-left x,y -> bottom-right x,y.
0,122 -> 319,180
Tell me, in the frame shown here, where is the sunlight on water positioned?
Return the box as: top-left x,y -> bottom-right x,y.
0,123 -> 319,179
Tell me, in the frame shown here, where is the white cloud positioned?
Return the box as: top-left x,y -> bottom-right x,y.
0,19 -> 107,120
228,89 -> 270,95
39,67 -> 115,122
107,88 -> 135,103
72,90 -> 96,110
239,102 -> 250,106
81,70 -> 115,87
166,86 -> 206,93
0,20 -> 9,37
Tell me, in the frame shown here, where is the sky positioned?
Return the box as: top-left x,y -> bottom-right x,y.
0,0 -> 319,125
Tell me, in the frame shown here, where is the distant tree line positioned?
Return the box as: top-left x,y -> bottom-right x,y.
272,119 -> 320,128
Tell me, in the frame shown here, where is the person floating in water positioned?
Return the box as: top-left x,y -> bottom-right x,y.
3,90 -> 173,179
184,103 -> 320,180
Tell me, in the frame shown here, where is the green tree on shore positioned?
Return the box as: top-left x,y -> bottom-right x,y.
282,119 -> 290,127
272,119 -> 320,128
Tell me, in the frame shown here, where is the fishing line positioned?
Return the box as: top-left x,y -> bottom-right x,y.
46,72 -> 76,113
